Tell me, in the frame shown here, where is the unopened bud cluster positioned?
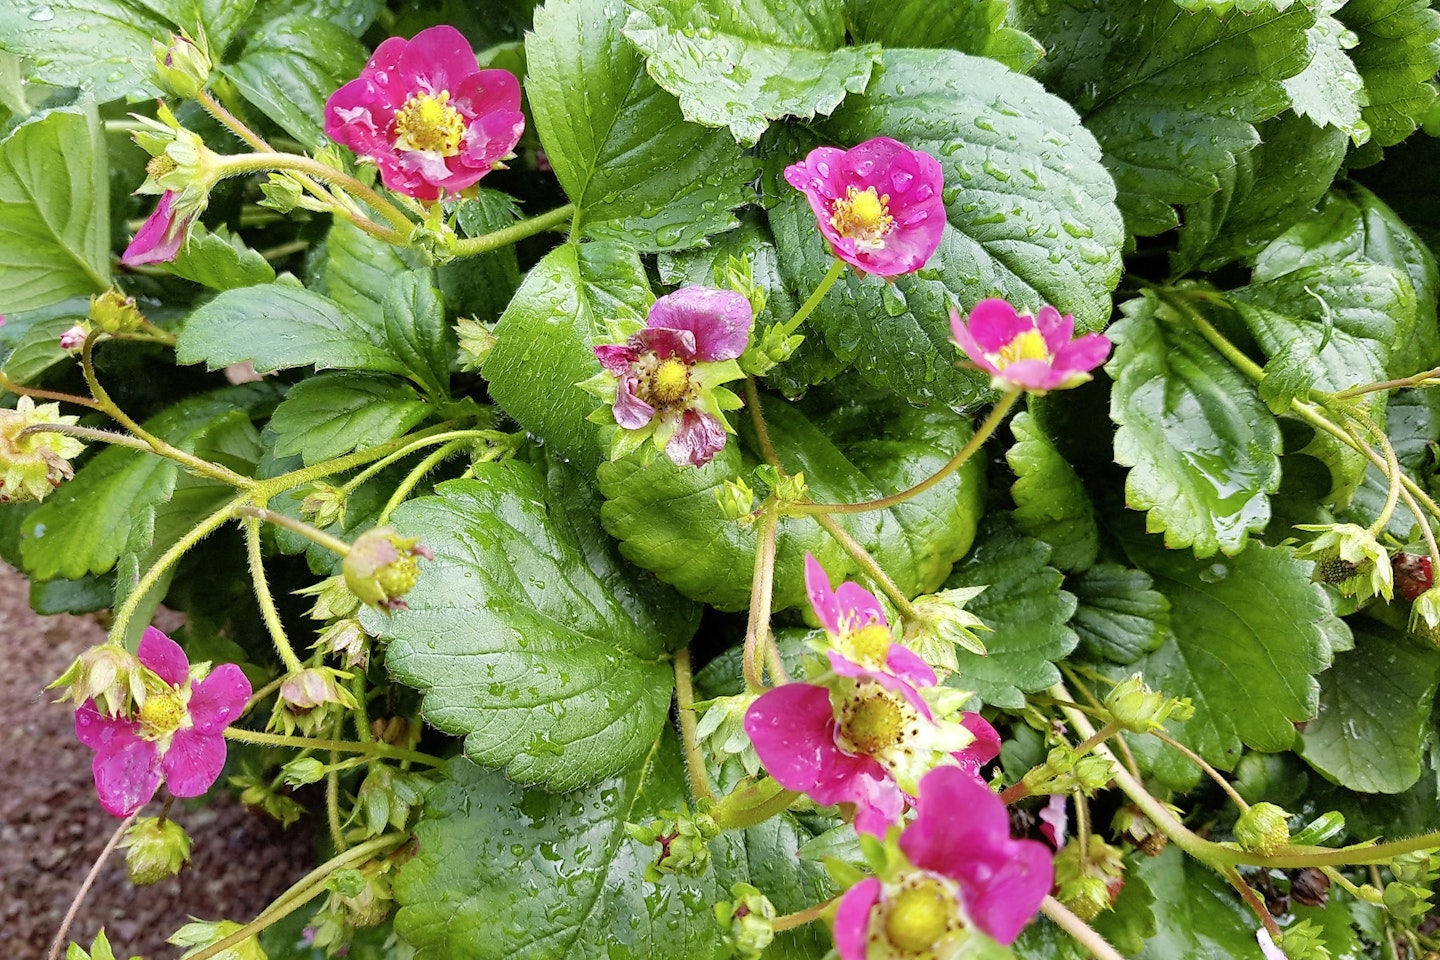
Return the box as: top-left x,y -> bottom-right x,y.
1103,674 -> 1194,733
714,882 -> 777,960
625,805 -> 720,882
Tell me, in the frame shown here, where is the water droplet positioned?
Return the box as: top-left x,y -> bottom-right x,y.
29,5 -> 54,19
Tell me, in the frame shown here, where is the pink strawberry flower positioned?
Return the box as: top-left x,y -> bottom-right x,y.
590,285 -> 752,468
784,137 -> 945,277
804,554 -> 935,714
122,191 -> 198,267
324,25 -> 525,201
950,297 -> 1111,394
73,628 -> 250,817
832,766 -> 1054,957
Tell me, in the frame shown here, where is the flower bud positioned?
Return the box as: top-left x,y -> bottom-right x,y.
296,574 -> 362,621
343,527 -> 434,611
1103,674 -> 1194,733
1235,802 -> 1291,856
152,32 -> 213,99
625,805 -> 720,882
1112,801 -> 1180,857
258,172 -> 305,214
371,714 -> 421,748
714,476 -> 756,522
694,692 -> 762,775
168,919 -> 266,960
1022,745 -> 1116,796
270,667 -> 359,737
49,643 -> 145,717
328,864 -> 394,927
298,481 -> 346,530
740,325 -> 802,378
1294,523 -> 1393,602
0,396 -> 86,503
59,323 -> 90,352
1053,838 -> 1125,921
903,586 -> 990,676
121,816 -> 191,885
1410,586 -> 1440,648
89,290 -> 145,335
1275,919 -> 1330,960
455,316 -> 497,372
281,757 -> 327,787
230,769 -> 306,826
315,618 -> 371,669
355,763 -> 433,836
774,470 -> 808,504
714,883 -> 777,960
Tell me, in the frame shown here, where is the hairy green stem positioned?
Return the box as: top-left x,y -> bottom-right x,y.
772,897 -> 835,932
742,506 -> 781,691
1150,729 -> 1250,812
1040,896 -> 1127,960
20,422 -> 153,454
450,204 -> 575,258
223,727 -> 444,766
1332,365 -> 1440,399
812,513 -> 919,622
327,749 -> 348,852
780,258 -> 847,337
376,439 -> 466,524
0,372 -> 103,409
214,150 -> 414,239
46,811 -> 138,960
744,376 -> 784,470
673,647 -> 715,803
1223,866 -> 1282,938
325,428 -> 491,497
237,504 -> 352,558
245,514 -> 304,673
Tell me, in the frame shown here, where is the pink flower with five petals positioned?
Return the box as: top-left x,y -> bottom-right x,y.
784,137 -> 945,277
950,297 -> 1112,394
73,628 -> 250,817
832,766 -> 1054,957
324,25 -> 525,201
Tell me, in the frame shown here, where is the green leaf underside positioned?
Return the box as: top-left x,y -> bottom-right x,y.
1108,293 -> 1282,558
20,383 -> 281,581
770,47 -> 1123,406
381,272 -> 452,402
944,516 -> 1078,709
1337,0 -> 1440,151
269,372 -> 430,465
1027,0 -> 1313,237
1070,563 -> 1170,665
371,460 -> 698,789
167,225 -> 276,291
0,105 -> 109,314
1299,623 -> 1440,794
394,742 -> 831,960
1007,410 -> 1098,572
176,283 -> 410,378
623,0 -> 881,145
526,0 -> 756,251
483,240 -> 651,475
844,0 -> 1044,73
220,14 -> 369,150
599,388 -> 985,613
1121,533 -> 1341,774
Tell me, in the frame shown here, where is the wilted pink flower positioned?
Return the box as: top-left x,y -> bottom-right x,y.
73,628 -> 250,817
805,554 -> 935,713
832,766 -> 1053,957
950,298 -> 1111,394
591,286 -> 752,468
58,324 -> 88,351
784,137 -> 944,277
325,25 -> 525,201
122,191 -> 197,267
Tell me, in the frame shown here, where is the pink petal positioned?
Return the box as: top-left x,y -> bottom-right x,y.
187,664 -> 251,735
963,298 -> 1031,353
993,357 -> 1063,392
1039,793 -> 1069,848
744,683 -> 838,792
950,309 -> 1000,374
664,409 -> 727,467
842,766 -> 907,836
122,193 -> 186,267
834,581 -> 887,632
138,627 -> 189,686
1051,332 -> 1113,377
884,644 -> 937,690
612,376 -> 655,430
954,712 -> 1001,778
901,767 -> 1012,874
826,651 -> 932,718
92,733 -> 162,817
75,700 -> 140,749
832,878 -> 882,960
594,343 -> 637,376
397,25 -> 479,96
638,326 -> 699,362
162,728 -> 227,798
962,839 -> 1054,944
805,553 -> 843,635
1035,305 -> 1075,353
647,287 -> 753,362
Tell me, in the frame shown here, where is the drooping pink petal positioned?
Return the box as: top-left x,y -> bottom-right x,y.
137,627 -> 189,687
745,683 -> 839,792
664,409 -> 727,467
612,376 -> 655,430
594,343 -> 637,376
91,732 -> 162,817
962,298 -> 1031,353
832,878 -> 882,960
1034,305 -> 1075,352
884,644 -> 938,690
837,762 -> 907,836
638,326 -> 700,363
825,649 -> 931,717
954,712 -> 1001,778
122,192 -> 191,267
1051,332 -> 1113,378
1039,793 -> 1069,848
647,287 -> 753,362
74,700 -> 140,749
805,553 -> 843,635
187,663 -> 251,735
162,727 -> 228,798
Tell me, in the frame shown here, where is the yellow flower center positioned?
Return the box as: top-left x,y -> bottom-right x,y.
839,690 -> 905,755
146,155 -> 177,179
883,876 -> 963,955
393,91 -> 466,156
830,185 -> 894,250
138,690 -> 187,739
846,623 -> 892,666
645,357 -> 692,407
995,328 -> 1051,368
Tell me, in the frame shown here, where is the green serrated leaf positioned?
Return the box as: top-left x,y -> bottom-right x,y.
1131,845 -> 1260,960
943,515 -> 1078,708
167,225 -> 275,291
395,742 -> 831,960
526,0 -> 757,250
1283,3 -> 1370,144
1108,292 -> 1282,557
382,272 -> 451,402
319,222 -> 413,330
1120,532 -> 1342,771
20,383 -> 280,581
623,0 -> 881,145
0,104 -> 109,314
269,372 -> 430,465
769,47 -> 1124,406
368,460 -> 698,789
177,284 -> 410,378
1337,0 -> 1440,152
1299,623 -> 1440,794
845,0 -> 1044,72
1024,0 -> 1314,237
1341,388 -> 1440,541
599,386 -> 985,613
483,240 -> 651,475
1007,409 -> 1098,572
3,315 -> 78,385
1070,563 -> 1170,665
220,15 -> 369,149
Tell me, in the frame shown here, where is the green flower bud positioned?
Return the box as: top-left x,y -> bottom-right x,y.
229,770 -> 306,826
626,805 -> 720,882
281,757 -> 327,787
355,763 -> 433,837
1294,523 -> 1393,602
903,586 -> 991,676
298,481 -> 347,530
270,667 -> 359,737
1235,802 -> 1291,857
49,643 -> 145,718
329,863 -> 394,927
121,816 -> 192,885
715,476 -> 756,522
315,618 -> 371,670
168,919 -> 267,960
774,470 -> 808,504
152,31 -> 213,99
1276,919 -> 1331,960
740,325 -> 802,377
296,574 -> 362,621
1382,879 -> 1435,921
1411,586 -> 1440,648
1103,674 -> 1194,733
693,691 -> 762,775
1053,838 -> 1126,922
0,396 -> 86,503
1389,849 -> 1439,887
343,527 -> 434,611
455,316 -> 498,372
1022,745 -> 1116,796
714,883 -> 777,960
257,173 -> 305,214
88,290 -> 145,335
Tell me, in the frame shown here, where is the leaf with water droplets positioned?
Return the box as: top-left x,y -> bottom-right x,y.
845,0 -> 1044,72
1007,410 -> 1098,572
367,459 -> 700,790
1338,0 -> 1440,158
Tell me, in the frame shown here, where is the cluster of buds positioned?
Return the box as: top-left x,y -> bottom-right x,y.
1052,838 -> 1126,922
230,766 -> 306,826
298,481 -> 347,529
1021,744 -> 1116,797
1103,674 -> 1194,733
625,805 -> 721,882
0,396 -> 85,503
151,31 -> 213,100
49,643 -> 144,718
355,763 -> 434,837
694,691 -> 763,775
1383,850 -> 1439,921
308,859 -> 398,953
714,883 -> 777,960
901,586 -> 990,677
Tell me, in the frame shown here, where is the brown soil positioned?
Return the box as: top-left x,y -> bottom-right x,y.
0,563 -> 315,960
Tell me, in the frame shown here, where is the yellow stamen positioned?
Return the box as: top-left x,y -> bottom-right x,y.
647,357 -> 691,407
846,624 -> 892,666
884,877 -> 962,954
841,693 -> 905,755
393,91 -> 466,156
138,690 -> 187,738
996,327 -> 1051,368
829,185 -> 894,250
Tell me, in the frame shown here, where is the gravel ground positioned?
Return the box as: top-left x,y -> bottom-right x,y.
0,563 -> 315,960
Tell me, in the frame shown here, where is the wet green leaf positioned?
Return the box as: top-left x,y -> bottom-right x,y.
167,225 -> 275,291
1070,563 -> 1169,665
269,372 -> 430,465
1337,0 -> 1440,154
1007,410 -> 1098,572
845,0 -> 1043,72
